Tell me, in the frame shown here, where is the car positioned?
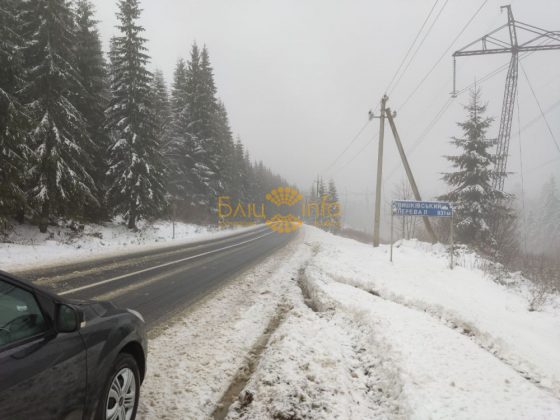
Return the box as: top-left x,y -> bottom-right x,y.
0,270 -> 147,420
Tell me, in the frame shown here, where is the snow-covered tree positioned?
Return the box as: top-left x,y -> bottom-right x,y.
213,101 -> 235,195
20,0 -> 97,232
0,0 -> 28,222
184,44 -> 220,208
74,0 -> 109,219
439,88 -> 511,253
105,0 -> 165,229
150,69 -> 171,143
165,54 -> 211,217
327,179 -> 341,231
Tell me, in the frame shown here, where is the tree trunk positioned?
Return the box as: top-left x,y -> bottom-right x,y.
16,208 -> 25,224
128,203 -> 136,230
39,202 -> 49,233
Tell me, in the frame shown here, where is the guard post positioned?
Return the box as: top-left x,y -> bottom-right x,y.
391,200 -> 454,268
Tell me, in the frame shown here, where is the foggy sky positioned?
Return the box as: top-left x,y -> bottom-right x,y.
93,0 -> 560,209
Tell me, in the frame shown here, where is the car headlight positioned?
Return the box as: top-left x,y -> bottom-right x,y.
127,308 -> 145,323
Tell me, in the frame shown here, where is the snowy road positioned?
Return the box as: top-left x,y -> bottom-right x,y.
16,225 -> 295,329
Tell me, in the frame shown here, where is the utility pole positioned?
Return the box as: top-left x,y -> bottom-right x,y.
385,107 -> 437,243
372,94 -> 388,247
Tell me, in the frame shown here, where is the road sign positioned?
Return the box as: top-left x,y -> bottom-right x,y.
392,200 -> 453,218
390,200 -> 455,269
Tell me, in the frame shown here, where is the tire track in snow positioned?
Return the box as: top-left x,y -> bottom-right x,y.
325,272 -> 560,400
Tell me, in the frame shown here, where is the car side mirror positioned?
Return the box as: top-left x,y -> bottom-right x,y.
56,304 -> 82,333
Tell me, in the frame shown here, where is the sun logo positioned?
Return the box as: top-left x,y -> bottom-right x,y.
266,214 -> 302,233
266,187 -> 303,207
265,186 -> 303,234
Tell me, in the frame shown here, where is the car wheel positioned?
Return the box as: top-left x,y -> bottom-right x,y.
98,353 -> 140,420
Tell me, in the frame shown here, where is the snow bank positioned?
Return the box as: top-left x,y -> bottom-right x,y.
0,220 -> 256,271
302,226 -> 560,418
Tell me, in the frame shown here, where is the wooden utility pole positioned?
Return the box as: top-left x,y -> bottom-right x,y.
385,107 -> 437,243
373,94 -> 388,247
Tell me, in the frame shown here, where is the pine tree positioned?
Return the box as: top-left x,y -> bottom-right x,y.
0,0 -> 28,223
184,44 -> 220,210
182,43 -> 214,211
213,101 -> 235,195
106,0 -> 165,229
166,59 -> 191,211
199,46 -> 221,198
150,69 -> 171,143
74,0 -> 109,220
439,88 -> 511,253
165,52 -> 211,217
327,179 -> 341,231
20,0 -> 97,232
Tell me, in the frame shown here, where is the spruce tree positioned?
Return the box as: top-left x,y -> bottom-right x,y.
440,88 -> 510,252
20,0 -> 97,232
198,46 -> 221,200
150,69 -> 171,143
74,0 -> 109,220
106,0 -> 165,229
166,59 -> 191,210
0,0 -> 28,223
183,43 -> 213,210
213,101 -> 235,196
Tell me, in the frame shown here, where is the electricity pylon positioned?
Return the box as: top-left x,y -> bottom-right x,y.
452,5 -> 560,191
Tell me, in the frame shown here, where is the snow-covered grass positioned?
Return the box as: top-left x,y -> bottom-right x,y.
0,219 -> 255,272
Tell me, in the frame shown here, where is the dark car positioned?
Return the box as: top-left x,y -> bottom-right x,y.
0,271 -> 147,420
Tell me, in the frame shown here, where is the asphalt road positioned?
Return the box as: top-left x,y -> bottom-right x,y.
18,226 -> 295,330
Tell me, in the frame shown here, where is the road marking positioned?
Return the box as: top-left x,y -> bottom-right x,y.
59,231 -> 276,296
34,225 -> 271,286
93,245 -> 247,301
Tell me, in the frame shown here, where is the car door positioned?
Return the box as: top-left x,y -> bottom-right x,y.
0,277 -> 87,420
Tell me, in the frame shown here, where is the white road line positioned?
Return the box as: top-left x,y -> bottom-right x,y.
59,231 -> 277,296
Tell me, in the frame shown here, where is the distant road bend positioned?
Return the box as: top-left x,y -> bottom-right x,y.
17,225 -> 295,329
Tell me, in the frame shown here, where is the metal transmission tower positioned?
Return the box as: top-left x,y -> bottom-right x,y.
451,5 -> 560,191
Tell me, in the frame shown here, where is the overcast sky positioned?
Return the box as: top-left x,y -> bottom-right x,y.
94,0 -> 560,207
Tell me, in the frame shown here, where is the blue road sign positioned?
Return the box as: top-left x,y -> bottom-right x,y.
392,200 -> 453,217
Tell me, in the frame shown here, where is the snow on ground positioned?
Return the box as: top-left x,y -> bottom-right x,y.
134,226 -> 560,419
305,230 -> 560,399
0,219 -> 257,271
137,234 -> 312,419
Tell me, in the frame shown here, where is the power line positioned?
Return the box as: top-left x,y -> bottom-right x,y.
385,0 -> 441,94
389,0 -> 450,97
520,63 -> 560,154
398,0 -> 489,110
322,119 -> 372,174
519,98 -> 560,134
325,0 -> 443,177
527,156 -> 560,174
333,132 -> 379,176
384,97 -> 454,183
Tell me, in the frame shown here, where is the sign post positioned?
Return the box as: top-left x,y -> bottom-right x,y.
391,200 -> 454,268
390,210 -> 394,262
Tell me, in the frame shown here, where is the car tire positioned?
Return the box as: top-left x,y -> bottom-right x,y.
96,353 -> 141,420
